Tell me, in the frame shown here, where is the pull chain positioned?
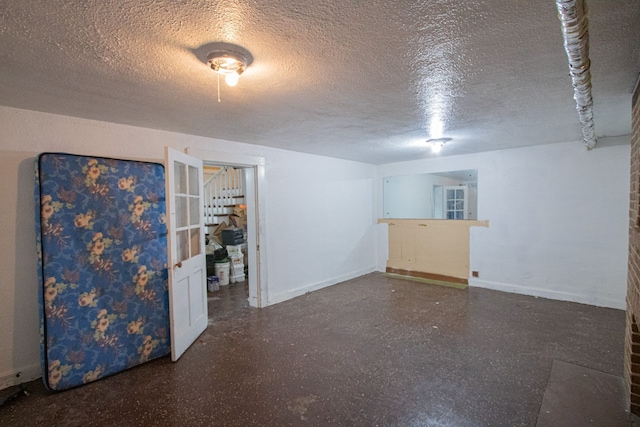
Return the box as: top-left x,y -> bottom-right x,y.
217,73 -> 221,103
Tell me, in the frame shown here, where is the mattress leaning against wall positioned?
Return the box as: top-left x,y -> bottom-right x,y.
34,153 -> 171,391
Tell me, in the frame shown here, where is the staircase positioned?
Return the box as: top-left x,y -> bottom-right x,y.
203,166 -> 244,234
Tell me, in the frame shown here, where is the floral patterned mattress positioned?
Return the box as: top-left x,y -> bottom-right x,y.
35,153 -> 171,390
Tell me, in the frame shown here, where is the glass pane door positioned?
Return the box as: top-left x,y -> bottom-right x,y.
174,161 -> 202,262
444,186 -> 468,220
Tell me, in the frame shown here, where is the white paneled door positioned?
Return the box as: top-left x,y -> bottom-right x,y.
165,147 -> 208,361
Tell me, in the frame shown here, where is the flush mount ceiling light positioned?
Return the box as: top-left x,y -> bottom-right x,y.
426,138 -> 451,154
207,50 -> 248,87
202,43 -> 253,102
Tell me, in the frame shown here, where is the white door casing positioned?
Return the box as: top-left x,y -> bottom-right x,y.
165,147 -> 208,361
185,147 -> 267,308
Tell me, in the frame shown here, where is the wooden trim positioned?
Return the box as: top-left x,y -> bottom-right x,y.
385,267 -> 468,285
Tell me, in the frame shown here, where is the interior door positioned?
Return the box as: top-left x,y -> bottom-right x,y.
165,147 -> 208,361
443,186 -> 468,220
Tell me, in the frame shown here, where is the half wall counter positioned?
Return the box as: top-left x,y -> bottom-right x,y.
378,218 -> 489,286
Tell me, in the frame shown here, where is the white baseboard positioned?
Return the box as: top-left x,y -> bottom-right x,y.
470,278 -> 625,310
0,363 -> 41,391
267,266 -> 376,306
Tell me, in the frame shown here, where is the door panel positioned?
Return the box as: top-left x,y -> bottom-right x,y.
165,147 -> 208,361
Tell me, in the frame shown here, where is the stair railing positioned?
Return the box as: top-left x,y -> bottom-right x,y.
203,167 -> 244,225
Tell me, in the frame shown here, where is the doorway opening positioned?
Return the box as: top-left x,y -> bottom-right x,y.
203,164 -> 250,308
186,147 -> 267,308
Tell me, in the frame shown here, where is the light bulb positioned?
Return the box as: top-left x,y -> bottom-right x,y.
225,73 -> 239,87
430,117 -> 444,139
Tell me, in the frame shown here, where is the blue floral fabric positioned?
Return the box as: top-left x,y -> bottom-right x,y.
35,153 -> 170,391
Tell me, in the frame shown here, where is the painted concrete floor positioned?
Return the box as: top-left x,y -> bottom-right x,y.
536,359 -> 629,426
0,273 -> 628,426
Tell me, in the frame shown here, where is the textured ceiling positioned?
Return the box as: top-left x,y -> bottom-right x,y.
0,0 -> 638,164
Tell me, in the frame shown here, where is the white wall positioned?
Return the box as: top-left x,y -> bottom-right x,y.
383,174 -> 432,218
265,153 -> 377,303
467,183 -> 477,220
377,137 -> 630,310
0,106 -> 378,388
382,173 -> 463,218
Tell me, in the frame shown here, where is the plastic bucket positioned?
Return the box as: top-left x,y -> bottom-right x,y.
230,273 -> 246,284
214,261 -> 230,286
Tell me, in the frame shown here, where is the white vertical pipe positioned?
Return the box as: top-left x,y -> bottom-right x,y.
214,169 -> 220,216
205,179 -> 210,223
225,167 -> 230,208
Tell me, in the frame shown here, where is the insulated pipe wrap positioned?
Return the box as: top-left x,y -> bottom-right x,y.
556,0 -> 597,149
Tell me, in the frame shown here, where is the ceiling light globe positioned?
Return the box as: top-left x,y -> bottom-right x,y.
225,73 -> 240,87
430,118 -> 444,139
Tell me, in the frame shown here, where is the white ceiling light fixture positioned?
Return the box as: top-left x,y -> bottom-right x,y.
207,50 -> 247,86
426,137 -> 451,154
205,44 -> 253,102
429,117 -> 445,139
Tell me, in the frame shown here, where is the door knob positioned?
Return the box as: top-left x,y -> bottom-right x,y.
175,261 -> 183,269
